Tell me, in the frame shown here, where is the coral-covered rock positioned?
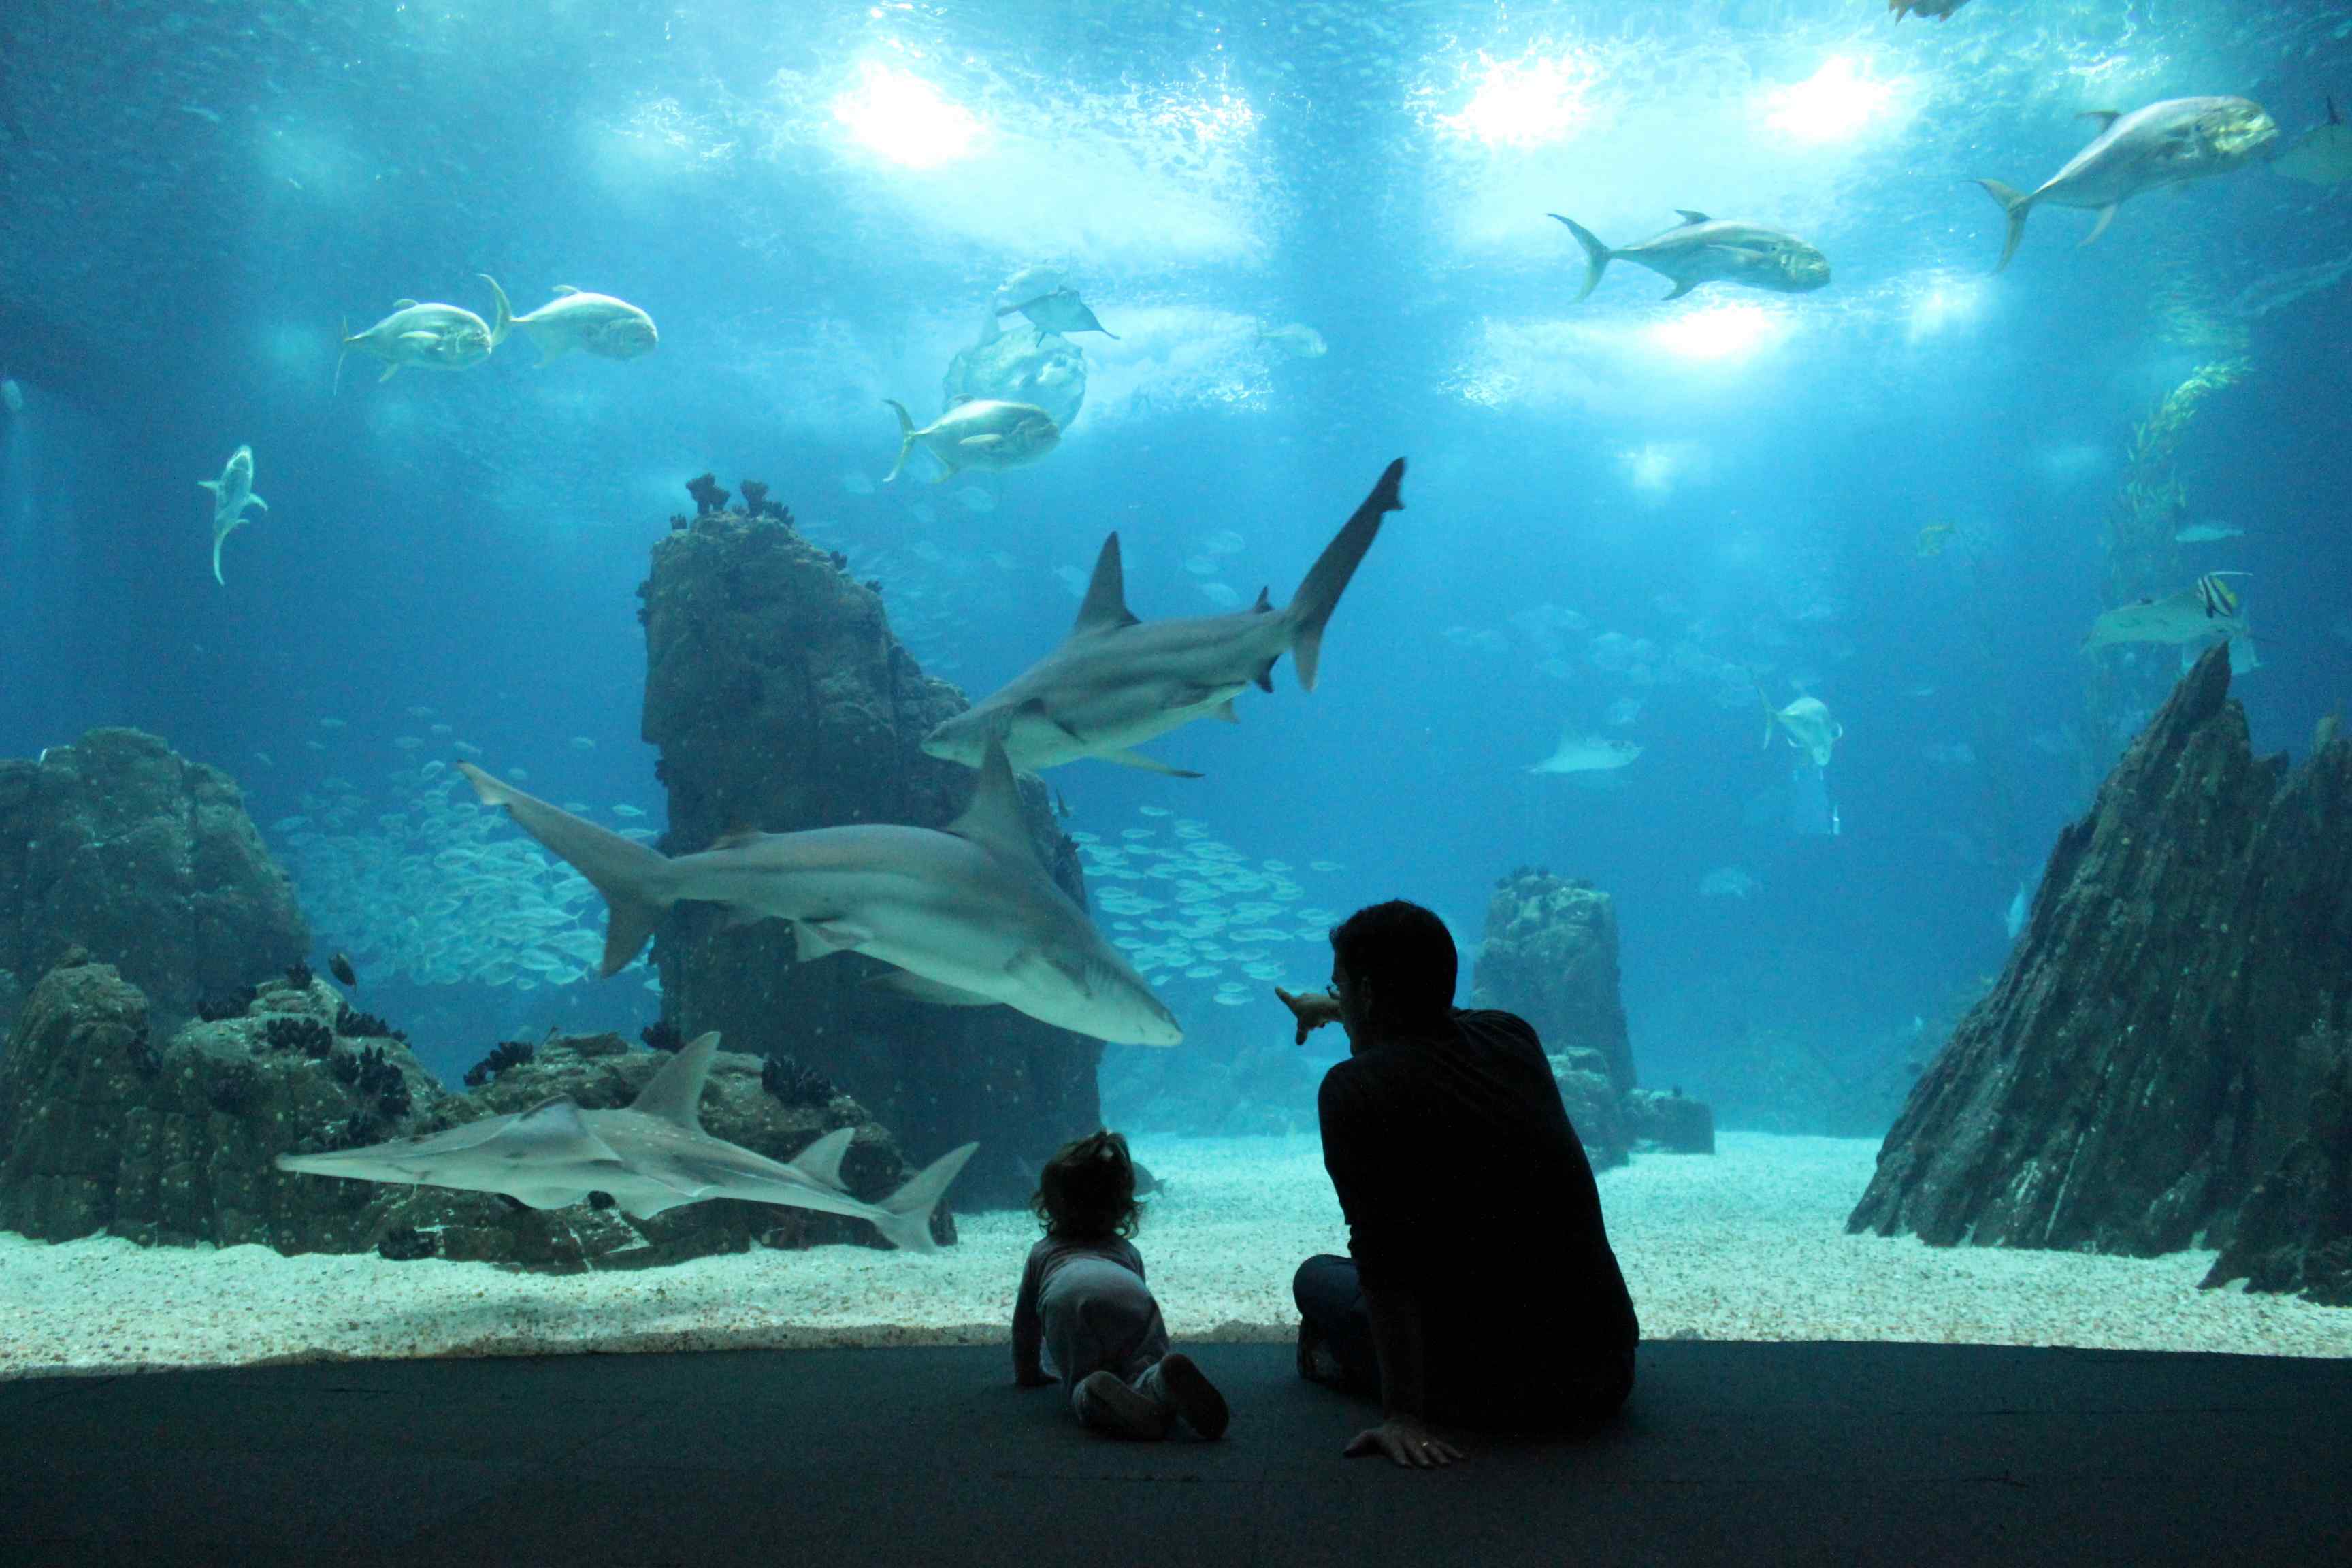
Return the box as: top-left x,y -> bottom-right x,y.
0,729 -> 307,1024
1472,870 -> 1635,1096
1546,1050 -> 1627,1172
1848,648 -> 2352,1293
1623,1088 -> 1714,1155
2203,1025 -> 2352,1305
637,502 -> 1102,1208
0,960 -> 948,1269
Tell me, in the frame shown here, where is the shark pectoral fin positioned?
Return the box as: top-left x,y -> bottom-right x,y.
790,1126 -> 858,1190
1211,700 -> 1239,724
619,1190 -> 700,1219
197,478 -> 220,495
792,919 -> 872,960
1097,748 -> 1203,779
2080,206 -> 2120,247
1017,696 -> 1088,745
1007,947 -> 1091,997
1662,280 -> 1697,300
1254,658 -> 1276,693
865,970 -> 999,1007
246,493 -> 267,512
378,361 -> 400,382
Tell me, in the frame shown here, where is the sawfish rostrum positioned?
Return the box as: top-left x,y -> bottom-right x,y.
457,743 -> 1181,1046
1550,212 -> 1830,301
1974,97 -> 2278,270
923,459 -> 1406,778
276,1034 -> 979,1252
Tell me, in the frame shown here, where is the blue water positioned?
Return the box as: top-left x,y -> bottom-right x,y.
3,0 -> 2347,1117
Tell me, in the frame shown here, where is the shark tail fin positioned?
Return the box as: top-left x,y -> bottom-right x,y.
870,1141 -> 979,1253
457,762 -> 678,974
1972,180 -> 2033,272
1548,214 -> 1613,303
1286,458 -> 1405,693
883,400 -> 919,483
334,316 -> 351,397
480,274 -> 514,349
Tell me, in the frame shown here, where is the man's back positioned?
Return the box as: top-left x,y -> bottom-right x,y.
1317,1008 -> 1639,1418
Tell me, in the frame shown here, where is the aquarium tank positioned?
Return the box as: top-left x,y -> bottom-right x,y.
1,0 -> 2349,1375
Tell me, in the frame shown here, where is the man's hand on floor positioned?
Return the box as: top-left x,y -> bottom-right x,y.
1344,1416 -> 1465,1469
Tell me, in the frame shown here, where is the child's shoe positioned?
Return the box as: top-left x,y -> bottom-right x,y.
1149,1352 -> 1230,1440
1296,1317 -> 1345,1388
1074,1370 -> 1173,1439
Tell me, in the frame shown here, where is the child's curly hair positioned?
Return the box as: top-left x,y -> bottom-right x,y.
1031,1130 -> 1143,1241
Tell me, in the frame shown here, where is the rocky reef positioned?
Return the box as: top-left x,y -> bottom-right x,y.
1471,868 -> 1713,1169
0,956 -> 949,1269
1848,649 -> 2352,1306
637,495 -> 1101,1209
0,728 -> 308,1026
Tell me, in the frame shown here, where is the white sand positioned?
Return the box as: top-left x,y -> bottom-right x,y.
3,1132 -> 2347,1380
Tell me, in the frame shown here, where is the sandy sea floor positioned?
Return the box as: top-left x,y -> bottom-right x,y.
3,1132 -> 2348,1379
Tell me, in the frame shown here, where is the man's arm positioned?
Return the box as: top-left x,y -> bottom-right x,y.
1364,1285 -> 1428,1418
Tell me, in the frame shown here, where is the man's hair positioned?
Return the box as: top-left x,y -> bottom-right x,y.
1031,1130 -> 1143,1241
1330,900 -> 1457,1021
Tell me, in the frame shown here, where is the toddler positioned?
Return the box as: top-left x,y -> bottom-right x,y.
1011,1131 -> 1229,1440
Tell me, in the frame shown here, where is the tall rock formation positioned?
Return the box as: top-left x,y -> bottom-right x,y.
1471,868 -> 1712,1169
1848,647 -> 2352,1299
638,495 -> 1102,1208
0,728 -> 307,1022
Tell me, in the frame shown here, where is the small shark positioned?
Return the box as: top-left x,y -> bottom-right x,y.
199,444 -> 267,585
1974,97 -> 2278,270
458,740 -> 1182,1045
276,1034 -> 977,1251
923,459 -> 1405,777
499,281 -> 659,363
1548,212 -> 1831,301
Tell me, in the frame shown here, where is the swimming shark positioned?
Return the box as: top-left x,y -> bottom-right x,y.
1529,731 -> 1643,775
921,459 -> 1405,777
276,1034 -> 978,1252
997,285 -> 1119,343
2083,572 -> 2251,652
199,444 -> 267,585
457,740 -> 1183,1045
1974,97 -> 2278,270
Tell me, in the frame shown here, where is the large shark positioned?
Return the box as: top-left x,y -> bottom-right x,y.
276,1034 -> 977,1252
922,459 -> 1406,777
457,741 -> 1182,1046
1974,97 -> 2278,270
199,444 -> 267,585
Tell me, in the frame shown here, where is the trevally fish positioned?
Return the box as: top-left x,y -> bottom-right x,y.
276,1033 -> 977,1252
493,280 -> 657,363
336,276 -> 513,389
1974,97 -> 2278,271
2083,572 -> 2249,651
458,740 -> 1183,1045
1761,689 -> 1844,768
1529,731 -> 1643,775
921,460 -> 1405,778
199,444 -> 267,585
2174,523 -> 2244,544
997,285 -> 1117,343
1549,211 -> 1831,301
885,399 -> 1061,483
1891,0 -> 1970,19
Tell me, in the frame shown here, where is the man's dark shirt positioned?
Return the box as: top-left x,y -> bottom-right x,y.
1317,1008 -> 1638,1411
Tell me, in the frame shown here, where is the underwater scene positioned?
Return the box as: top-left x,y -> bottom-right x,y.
3,0 -> 2351,1375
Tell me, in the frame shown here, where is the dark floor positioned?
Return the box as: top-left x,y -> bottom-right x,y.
2,1339 -> 2347,1567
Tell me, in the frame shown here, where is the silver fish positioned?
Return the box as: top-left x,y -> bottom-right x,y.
1549,211 -> 1831,301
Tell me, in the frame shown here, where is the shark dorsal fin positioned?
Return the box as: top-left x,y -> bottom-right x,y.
2078,110 -> 2122,133
631,1032 -> 719,1128
393,298 -> 419,309
710,825 -> 763,851
1674,209 -> 1711,226
552,284 -> 579,295
791,1126 -> 856,1190
1252,585 -> 1273,612
946,739 -> 1041,865
1073,533 -> 1140,634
